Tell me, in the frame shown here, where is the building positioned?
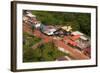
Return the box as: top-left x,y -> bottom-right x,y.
71,35 -> 80,41
23,11 -> 37,25
68,40 -> 77,46
71,31 -> 88,41
26,13 -> 36,18
61,26 -> 72,35
23,11 -> 42,29
76,39 -> 90,50
53,28 -> 67,36
33,21 -> 41,28
82,47 -> 91,57
23,16 -> 29,23
40,25 -> 57,35
71,31 -> 90,50
61,26 -> 72,32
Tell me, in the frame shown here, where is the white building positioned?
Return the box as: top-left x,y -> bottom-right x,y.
44,29 -> 56,35
72,31 -> 88,41
34,22 -> 41,28
26,13 -> 36,18
41,25 -> 57,35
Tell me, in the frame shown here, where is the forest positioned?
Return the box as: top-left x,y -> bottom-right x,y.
32,11 -> 91,36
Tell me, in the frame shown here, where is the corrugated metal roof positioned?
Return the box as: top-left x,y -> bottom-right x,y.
72,31 -> 84,35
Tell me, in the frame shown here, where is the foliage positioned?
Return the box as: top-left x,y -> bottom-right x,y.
32,11 -> 91,36
23,32 -> 41,46
23,41 -> 68,62
23,32 -> 42,62
31,25 -> 35,32
39,42 -> 68,61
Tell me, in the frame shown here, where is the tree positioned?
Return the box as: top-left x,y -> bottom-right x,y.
76,13 -> 91,36
31,25 -> 35,32
31,11 -> 91,36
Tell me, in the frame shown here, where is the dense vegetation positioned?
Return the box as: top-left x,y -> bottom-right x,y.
23,33 -> 68,62
32,11 -> 91,36
23,32 -> 42,62
23,32 -> 41,46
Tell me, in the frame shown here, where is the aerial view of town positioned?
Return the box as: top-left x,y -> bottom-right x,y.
23,10 -> 91,62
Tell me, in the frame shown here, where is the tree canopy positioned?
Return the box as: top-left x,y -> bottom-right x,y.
23,41 -> 68,62
32,11 -> 91,36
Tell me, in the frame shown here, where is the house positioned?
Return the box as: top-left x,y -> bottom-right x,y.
63,36 -> 77,46
40,25 -> 57,35
26,13 -> 37,23
71,35 -> 80,41
32,21 -> 41,28
72,31 -> 83,35
35,22 -> 41,28
26,13 -> 36,18
68,40 -> 77,46
71,31 -> 88,41
61,26 -> 72,32
23,12 -> 38,26
53,28 -> 67,36
71,31 -> 90,49
23,16 -> 29,23
61,26 -> 72,35
76,39 -> 90,50
23,12 -> 42,28
82,47 -> 91,57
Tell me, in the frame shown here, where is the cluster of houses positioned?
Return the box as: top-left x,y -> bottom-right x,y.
23,11 -> 73,36
23,11 -> 41,28
23,11 -> 91,57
